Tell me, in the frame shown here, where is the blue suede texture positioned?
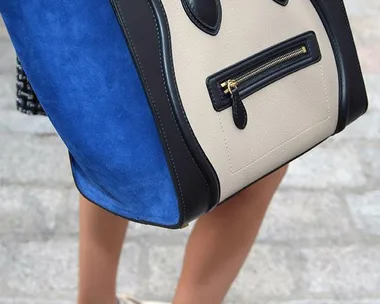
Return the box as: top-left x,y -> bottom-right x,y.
0,0 -> 180,226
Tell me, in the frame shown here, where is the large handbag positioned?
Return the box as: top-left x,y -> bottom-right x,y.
1,0 -> 368,228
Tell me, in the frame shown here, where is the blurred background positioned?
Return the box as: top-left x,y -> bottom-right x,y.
0,1 -> 379,303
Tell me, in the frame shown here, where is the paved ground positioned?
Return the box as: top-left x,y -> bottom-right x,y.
0,1 -> 379,303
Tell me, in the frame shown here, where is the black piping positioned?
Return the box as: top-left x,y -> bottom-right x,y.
110,0 -> 221,226
309,0 -> 368,133
150,0 -> 221,209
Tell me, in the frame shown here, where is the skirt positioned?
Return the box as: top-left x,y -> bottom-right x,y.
16,57 -> 45,116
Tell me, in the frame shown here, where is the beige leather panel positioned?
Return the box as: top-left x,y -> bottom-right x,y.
161,0 -> 339,201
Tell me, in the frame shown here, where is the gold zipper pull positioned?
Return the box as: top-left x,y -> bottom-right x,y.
219,45 -> 308,130
221,79 -> 238,95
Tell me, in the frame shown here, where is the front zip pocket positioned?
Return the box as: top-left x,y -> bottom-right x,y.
206,31 -> 321,129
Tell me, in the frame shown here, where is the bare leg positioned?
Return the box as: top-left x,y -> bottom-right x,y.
76,166 -> 286,304
173,166 -> 288,304
77,196 -> 128,304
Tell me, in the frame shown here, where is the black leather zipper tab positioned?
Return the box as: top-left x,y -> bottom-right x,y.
231,87 -> 247,129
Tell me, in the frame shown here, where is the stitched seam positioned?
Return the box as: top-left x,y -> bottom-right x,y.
228,58 -> 332,175
306,39 -> 313,59
187,0 -> 219,31
339,0 -> 359,65
157,0 -> 211,193
339,0 -> 365,91
151,0 -> 214,210
215,34 -> 324,173
180,0 -> 220,34
208,76 -> 236,177
232,98 -> 247,128
221,62 -> 331,175
218,88 -> 227,102
182,1 -> 215,33
217,114 -> 233,173
145,1 -> 188,218
232,100 -> 238,123
312,0 -> 339,63
243,104 -> 247,124
112,0 -> 187,218
206,78 -> 223,110
230,116 -> 331,175
72,158 -> 174,225
318,62 -> 331,120
207,77 -> 231,111
311,0 -> 365,130
192,0 -> 222,30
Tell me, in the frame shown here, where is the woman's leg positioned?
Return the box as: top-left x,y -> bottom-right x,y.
76,165 -> 286,304
77,195 -> 128,304
173,165 -> 288,304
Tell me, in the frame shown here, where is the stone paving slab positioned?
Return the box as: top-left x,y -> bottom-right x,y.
0,240 -> 141,299
282,142 -> 368,190
350,16 -> 380,74
2,240 -> 380,303
0,74 -> 15,111
345,0 -> 380,16
0,18 -> 8,39
348,141 -> 380,187
0,111 -> 55,135
0,133 -> 72,186
364,75 -> 380,111
228,245 -> 297,301
332,110 -> 380,140
0,186 -> 78,238
2,300 -> 380,304
0,300 -> 73,304
229,301 -> 380,304
0,185 -> 361,247
346,191 -> 380,237
0,40 -> 15,73
257,190 -> 355,244
300,246 -> 380,297
0,73 -> 55,135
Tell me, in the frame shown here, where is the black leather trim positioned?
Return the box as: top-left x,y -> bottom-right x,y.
310,0 -> 368,133
207,31 -> 321,112
273,0 -> 289,6
181,0 -> 222,36
110,0 -> 220,227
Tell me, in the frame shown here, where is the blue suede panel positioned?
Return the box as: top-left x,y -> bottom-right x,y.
0,0 -> 180,226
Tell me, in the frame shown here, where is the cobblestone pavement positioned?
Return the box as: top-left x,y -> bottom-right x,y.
1,1 -> 380,303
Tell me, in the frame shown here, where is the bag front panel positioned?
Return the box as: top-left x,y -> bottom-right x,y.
162,0 -> 339,201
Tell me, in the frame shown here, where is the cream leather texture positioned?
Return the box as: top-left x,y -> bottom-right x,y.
161,0 -> 339,202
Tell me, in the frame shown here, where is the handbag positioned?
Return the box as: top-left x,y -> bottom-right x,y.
0,0 -> 368,228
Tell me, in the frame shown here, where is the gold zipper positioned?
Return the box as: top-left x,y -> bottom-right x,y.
221,46 -> 308,95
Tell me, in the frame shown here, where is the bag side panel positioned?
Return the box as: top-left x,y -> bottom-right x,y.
0,0 -> 181,227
